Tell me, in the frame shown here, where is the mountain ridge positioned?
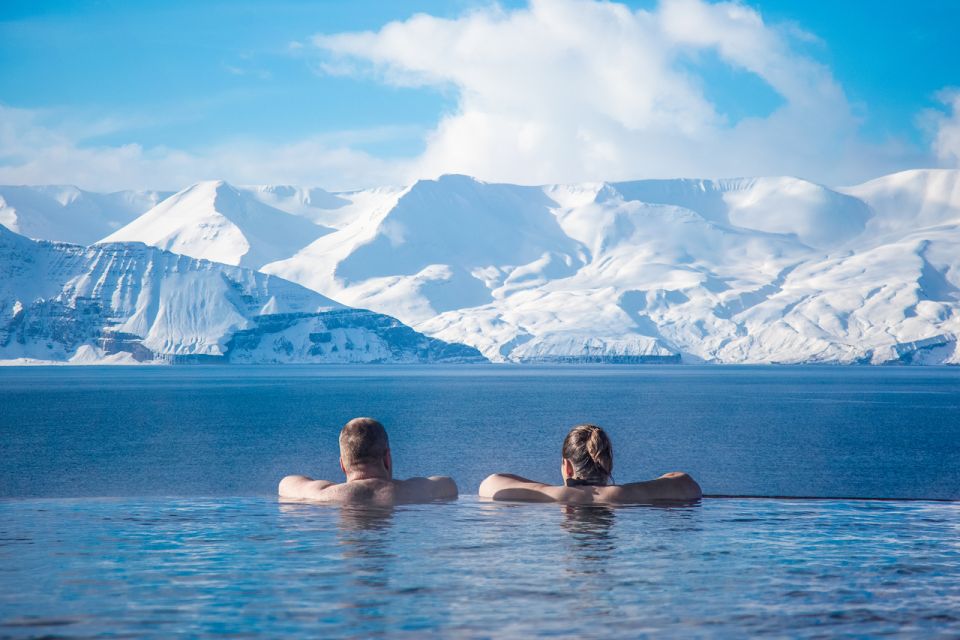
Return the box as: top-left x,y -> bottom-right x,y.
3,168 -> 959,364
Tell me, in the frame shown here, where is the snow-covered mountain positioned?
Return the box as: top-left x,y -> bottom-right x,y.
0,185 -> 169,245
839,169 -> 960,240
265,174 -> 587,323
5,169 -> 959,364
0,224 -> 485,364
101,180 -> 332,268
265,171 -> 960,364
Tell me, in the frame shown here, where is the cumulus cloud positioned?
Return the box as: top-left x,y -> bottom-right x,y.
313,0 -> 911,185
0,105 -> 396,191
0,0 -> 939,190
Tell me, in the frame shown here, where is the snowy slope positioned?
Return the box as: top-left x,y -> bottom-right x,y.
715,230 -> 960,364
610,176 -> 872,249
264,174 -> 587,323
243,184 -> 350,224
245,183 -> 407,230
839,169 -> 960,241
0,185 -> 168,245
100,180 -> 332,268
0,225 -> 484,364
417,182 -> 815,362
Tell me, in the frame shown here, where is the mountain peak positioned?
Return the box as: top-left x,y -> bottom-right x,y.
409,174 -> 486,191
177,178 -> 233,196
100,181 -> 331,268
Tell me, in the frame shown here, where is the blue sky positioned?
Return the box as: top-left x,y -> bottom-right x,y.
1,1 -> 477,156
1,0 -> 958,190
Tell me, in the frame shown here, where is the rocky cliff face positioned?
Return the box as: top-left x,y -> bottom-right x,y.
0,225 -> 485,364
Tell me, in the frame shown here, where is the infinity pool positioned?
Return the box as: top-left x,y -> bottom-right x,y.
1,497 -> 957,638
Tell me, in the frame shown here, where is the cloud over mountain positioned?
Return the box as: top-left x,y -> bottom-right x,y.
930,88 -> 960,166
313,0 -> 914,186
0,0 -> 951,191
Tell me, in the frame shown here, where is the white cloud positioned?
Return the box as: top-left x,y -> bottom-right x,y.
930,88 -> 960,166
313,0 -> 913,185
0,0 -> 938,191
0,105 -> 395,191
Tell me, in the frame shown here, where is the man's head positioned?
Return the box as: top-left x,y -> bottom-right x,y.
338,417 -> 392,480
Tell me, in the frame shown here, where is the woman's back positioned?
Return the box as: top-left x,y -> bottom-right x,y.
478,424 -> 701,504
478,471 -> 701,504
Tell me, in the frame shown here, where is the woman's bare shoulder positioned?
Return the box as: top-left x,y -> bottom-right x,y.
605,472 -> 702,504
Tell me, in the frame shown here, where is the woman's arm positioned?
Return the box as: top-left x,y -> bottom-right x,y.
614,472 -> 702,503
479,473 -> 558,501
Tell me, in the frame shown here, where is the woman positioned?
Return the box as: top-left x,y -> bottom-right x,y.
478,424 -> 701,504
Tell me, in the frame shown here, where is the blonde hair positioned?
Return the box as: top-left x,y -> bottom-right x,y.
562,424 -> 613,485
339,417 -> 389,466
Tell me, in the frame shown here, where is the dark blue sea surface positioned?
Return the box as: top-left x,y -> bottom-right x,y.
0,365 -> 958,499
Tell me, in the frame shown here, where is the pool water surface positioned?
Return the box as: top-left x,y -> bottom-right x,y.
2,365 -> 959,636
1,497 -> 957,638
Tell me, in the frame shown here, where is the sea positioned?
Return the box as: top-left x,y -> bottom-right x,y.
1,365 -> 958,637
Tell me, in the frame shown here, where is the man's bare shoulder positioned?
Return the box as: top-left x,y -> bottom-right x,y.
279,474 -> 335,500
279,475 -> 395,505
279,475 -> 457,505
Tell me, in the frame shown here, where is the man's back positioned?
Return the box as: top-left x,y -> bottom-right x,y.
279,474 -> 457,505
279,417 -> 459,506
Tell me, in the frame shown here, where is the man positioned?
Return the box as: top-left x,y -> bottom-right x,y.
279,417 -> 458,504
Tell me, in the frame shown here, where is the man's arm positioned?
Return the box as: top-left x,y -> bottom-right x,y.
613,472 -> 702,503
478,473 -> 560,502
278,474 -> 337,500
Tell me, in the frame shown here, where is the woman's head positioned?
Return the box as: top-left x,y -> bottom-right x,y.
561,424 -> 613,485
